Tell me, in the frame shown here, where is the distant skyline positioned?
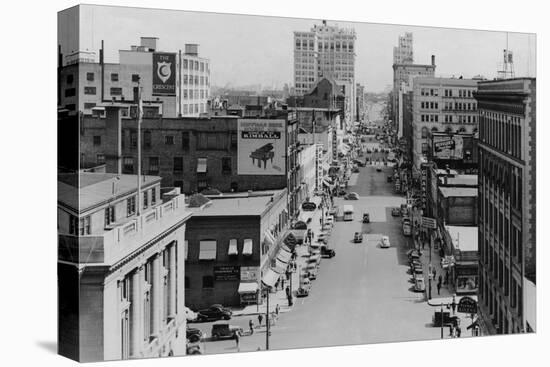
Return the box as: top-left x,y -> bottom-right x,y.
59,5 -> 536,92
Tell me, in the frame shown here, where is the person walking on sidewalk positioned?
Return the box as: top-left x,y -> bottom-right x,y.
275,304 -> 280,316
234,330 -> 240,351
249,319 -> 254,335
432,268 -> 436,281
258,314 -> 263,327
444,271 -> 449,285
438,275 -> 443,287
456,326 -> 462,338
451,296 -> 457,315
437,281 -> 442,295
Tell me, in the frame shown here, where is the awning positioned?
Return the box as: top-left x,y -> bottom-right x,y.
274,258 -> 287,273
238,282 -> 259,294
264,230 -> 276,248
243,239 -> 253,256
322,162 -> 330,171
197,158 -> 207,173
261,268 -> 279,288
228,239 -> 238,256
277,247 -> 292,264
198,240 -> 217,260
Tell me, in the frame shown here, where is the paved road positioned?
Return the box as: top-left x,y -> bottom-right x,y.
197,164 -> 445,354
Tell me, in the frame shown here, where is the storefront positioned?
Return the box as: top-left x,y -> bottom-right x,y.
454,262 -> 478,295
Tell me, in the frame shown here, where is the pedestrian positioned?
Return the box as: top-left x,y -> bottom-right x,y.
437,282 -> 441,295
432,268 -> 436,281
281,278 -> 285,290
258,313 -> 263,327
319,217 -> 322,226
456,326 -> 462,338
249,319 -> 254,335
287,294 -> 293,307
234,330 -> 240,350
438,275 -> 443,286
451,296 -> 457,315
445,271 -> 449,285
449,324 -> 454,337
275,304 -> 280,316
422,240 -> 425,250
285,286 -> 290,297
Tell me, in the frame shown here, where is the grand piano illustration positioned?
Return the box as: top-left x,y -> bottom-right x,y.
250,143 -> 275,169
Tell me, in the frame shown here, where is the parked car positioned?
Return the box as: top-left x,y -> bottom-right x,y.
301,201 -> 317,211
362,213 -> 370,223
352,166 -> 360,173
391,207 -> 401,217
354,232 -> 363,243
414,277 -> 426,292
386,176 -> 393,183
321,245 -> 336,258
186,342 -> 202,355
296,287 -> 310,297
412,267 -> 423,280
187,326 -> 203,343
344,192 -> 359,200
197,304 -> 232,322
380,235 -> 391,248
376,167 -> 382,172
329,206 -> 338,216
211,323 -> 243,340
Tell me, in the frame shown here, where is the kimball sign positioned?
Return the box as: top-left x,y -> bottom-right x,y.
152,52 -> 176,96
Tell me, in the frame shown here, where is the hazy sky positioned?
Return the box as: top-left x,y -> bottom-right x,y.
62,5 -> 536,92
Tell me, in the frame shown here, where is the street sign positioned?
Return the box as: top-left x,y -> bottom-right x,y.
457,296 -> 478,314
422,217 -> 437,229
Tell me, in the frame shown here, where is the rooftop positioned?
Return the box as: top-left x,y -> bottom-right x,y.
440,175 -> 478,187
58,172 -> 161,212
445,225 -> 478,252
413,76 -> 479,87
439,187 -> 478,198
190,190 -> 286,217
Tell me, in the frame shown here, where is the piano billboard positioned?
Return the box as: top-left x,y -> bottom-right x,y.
237,119 -> 286,175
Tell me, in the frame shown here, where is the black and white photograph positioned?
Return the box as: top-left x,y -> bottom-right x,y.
3,1 -> 545,366
54,3 -> 540,362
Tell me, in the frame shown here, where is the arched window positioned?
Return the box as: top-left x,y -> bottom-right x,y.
421,126 -> 429,138
431,127 -> 439,133
445,127 -> 453,133
458,127 -> 467,133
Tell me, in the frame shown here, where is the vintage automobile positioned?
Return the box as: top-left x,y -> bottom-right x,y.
187,326 -> 203,343
387,176 -> 393,183
328,206 -> 338,216
301,201 -> 317,211
391,207 -> 401,216
320,245 -> 336,258
344,192 -> 359,200
362,213 -> 370,223
376,167 -> 382,172
296,287 -> 310,297
351,166 -> 360,173
353,232 -> 363,243
414,277 -> 426,292
197,304 -> 232,322
211,323 -> 243,340
380,235 -> 391,248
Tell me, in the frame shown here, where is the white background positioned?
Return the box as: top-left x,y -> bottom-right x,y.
0,1 -> 546,366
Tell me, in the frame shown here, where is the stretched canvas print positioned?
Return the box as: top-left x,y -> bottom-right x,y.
57,4 -> 537,362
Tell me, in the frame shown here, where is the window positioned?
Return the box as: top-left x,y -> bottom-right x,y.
185,276 -> 190,288
130,130 -> 137,149
182,132 -> 190,150
183,90 -> 188,99
148,157 -> 159,174
111,73 -> 119,82
183,59 -> 188,69
202,276 -> 214,288
421,143 -> 429,154
194,61 -> 199,70
79,216 -> 91,235
151,187 -> 156,205
143,131 -> 151,148
165,135 -> 175,145
126,196 -> 136,217
231,134 -> 237,148
96,154 -> 105,165
183,75 -> 188,85
64,88 -> 76,97
131,74 -> 140,82
200,62 -> 205,72
222,157 -> 231,174
143,190 -> 148,209
84,86 -> 96,95
86,72 -> 94,81
110,87 -> 122,96
123,157 -> 134,174
66,74 -> 74,84
105,206 -> 115,226
173,157 -> 183,172
84,102 -> 96,110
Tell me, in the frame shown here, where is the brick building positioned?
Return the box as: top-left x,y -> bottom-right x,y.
475,78 -> 536,334
184,191 -> 290,309
58,172 -> 190,361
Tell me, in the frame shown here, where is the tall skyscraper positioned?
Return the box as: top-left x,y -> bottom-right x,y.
475,78 -> 536,335
393,32 -> 414,64
293,20 -> 356,96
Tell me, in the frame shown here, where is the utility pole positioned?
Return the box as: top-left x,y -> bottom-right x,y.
136,77 -> 142,216
265,286 -> 270,350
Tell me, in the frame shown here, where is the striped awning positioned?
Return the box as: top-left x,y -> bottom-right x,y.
228,239 -> 238,256
238,282 -> 258,294
277,247 -> 292,264
261,268 -> 279,288
243,239 -> 253,256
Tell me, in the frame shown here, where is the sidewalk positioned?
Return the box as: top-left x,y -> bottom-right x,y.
415,237 -> 479,336
232,196 -> 328,317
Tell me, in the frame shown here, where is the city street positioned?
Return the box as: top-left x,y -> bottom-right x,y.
196,164 -> 449,354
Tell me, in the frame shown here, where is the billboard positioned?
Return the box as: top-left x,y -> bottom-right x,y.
432,134 -> 464,159
152,52 -> 176,96
237,119 -> 286,175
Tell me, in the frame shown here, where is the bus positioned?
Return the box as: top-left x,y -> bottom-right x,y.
343,205 -> 354,221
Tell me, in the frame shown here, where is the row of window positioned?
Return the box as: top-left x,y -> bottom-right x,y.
119,156 -> 231,175
421,101 -> 439,109
479,111 -> 523,160
182,103 -> 206,115
294,40 -> 355,51
182,75 -> 209,86
182,89 -> 208,100
443,102 -> 477,111
479,271 -> 522,332
182,59 -> 208,72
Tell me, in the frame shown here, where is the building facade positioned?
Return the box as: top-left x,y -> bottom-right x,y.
393,32 -> 414,64
58,172 -> 190,361
411,77 -> 479,170
184,191 -> 289,309
58,37 -> 210,118
79,107 -> 292,195
475,78 -> 536,334
293,20 -> 356,96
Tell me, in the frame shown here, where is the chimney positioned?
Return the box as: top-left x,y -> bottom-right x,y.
431,55 -> 435,66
